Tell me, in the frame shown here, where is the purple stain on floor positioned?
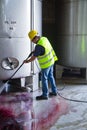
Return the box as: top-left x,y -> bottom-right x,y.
0,108 -> 21,130
0,92 -> 69,130
33,97 -> 69,130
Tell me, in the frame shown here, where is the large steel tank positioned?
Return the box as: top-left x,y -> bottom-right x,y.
0,0 -> 42,80
56,0 -> 87,68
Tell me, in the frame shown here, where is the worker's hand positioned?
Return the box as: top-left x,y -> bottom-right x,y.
23,60 -> 29,63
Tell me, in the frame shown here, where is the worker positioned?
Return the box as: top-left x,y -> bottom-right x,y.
23,30 -> 58,100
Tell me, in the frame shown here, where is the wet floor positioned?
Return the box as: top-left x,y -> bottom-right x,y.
51,84 -> 87,130
0,78 -> 87,130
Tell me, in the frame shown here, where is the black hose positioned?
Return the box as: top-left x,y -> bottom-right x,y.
57,83 -> 87,103
3,52 -> 33,83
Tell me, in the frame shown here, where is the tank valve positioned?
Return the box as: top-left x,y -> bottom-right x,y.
1,57 -> 19,70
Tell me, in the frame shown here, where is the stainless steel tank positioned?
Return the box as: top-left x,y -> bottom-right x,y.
0,0 -> 42,80
56,0 -> 87,68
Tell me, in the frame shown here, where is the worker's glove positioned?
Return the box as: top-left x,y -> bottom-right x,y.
23,51 -> 34,63
23,60 -> 29,63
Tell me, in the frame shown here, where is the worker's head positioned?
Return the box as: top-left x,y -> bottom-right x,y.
28,30 -> 38,40
28,30 -> 40,43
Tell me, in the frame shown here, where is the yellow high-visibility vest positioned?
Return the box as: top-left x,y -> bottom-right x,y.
37,37 -> 58,69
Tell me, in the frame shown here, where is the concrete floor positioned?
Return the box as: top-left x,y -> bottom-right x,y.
51,84 -> 87,130
0,78 -> 87,130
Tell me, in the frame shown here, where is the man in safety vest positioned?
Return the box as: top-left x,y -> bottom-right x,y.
24,30 -> 58,100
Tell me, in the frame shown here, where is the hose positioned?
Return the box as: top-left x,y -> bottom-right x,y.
3,52 -> 34,83
0,52 -> 33,94
57,82 -> 87,103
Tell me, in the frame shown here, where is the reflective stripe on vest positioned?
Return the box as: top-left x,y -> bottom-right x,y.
37,37 -> 58,69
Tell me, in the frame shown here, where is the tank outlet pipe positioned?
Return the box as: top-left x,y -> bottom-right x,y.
0,52 -> 33,94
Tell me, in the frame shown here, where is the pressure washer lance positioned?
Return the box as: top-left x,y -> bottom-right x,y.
0,52 -> 34,94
